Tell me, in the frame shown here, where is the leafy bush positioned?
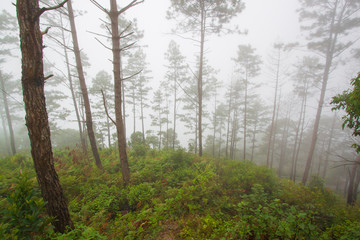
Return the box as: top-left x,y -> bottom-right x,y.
0,172 -> 51,240
51,223 -> 105,240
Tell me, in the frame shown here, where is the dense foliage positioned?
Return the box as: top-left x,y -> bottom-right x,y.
1,148 -> 359,239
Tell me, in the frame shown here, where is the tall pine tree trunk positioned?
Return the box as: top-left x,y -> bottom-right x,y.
197,2 -> 205,156
67,0 -> 102,168
59,12 -> 86,154
16,0 -> 73,233
302,0 -> 340,184
110,0 -> 130,184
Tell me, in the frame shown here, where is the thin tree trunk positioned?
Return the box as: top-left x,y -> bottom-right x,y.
290,88 -> 306,180
302,0 -> 340,185
67,0 -> 102,169
197,2 -> 205,157
0,105 -> 11,155
250,114 -> 258,162
267,49 -> 280,167
270,90 -> 281,169
322,114 -> 336,179
173,75 -> 177,149
347,160 -> 358,205
16,0 -> 73,233
243,76 -> 248,160
59,13 -> 86,153
0,72 -> 16,155
109,0 -> 130,184
140,91 -> 145,142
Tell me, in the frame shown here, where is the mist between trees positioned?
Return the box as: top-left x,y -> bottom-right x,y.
1,0 -> 360,232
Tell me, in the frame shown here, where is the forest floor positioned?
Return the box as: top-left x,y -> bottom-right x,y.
1,146 -> 360,239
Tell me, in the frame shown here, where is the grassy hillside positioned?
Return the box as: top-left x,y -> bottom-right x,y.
1,147 -> 360,239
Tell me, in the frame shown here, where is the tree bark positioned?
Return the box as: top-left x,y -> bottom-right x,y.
67,0 -> 102,168
16,0 -> 73,233
0,71 -> 16,155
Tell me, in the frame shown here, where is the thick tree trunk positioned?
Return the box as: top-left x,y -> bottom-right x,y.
110,0 -> 130,184
0,72 -> 16,155
16,0 -> 73,233
67,0 -> 102,168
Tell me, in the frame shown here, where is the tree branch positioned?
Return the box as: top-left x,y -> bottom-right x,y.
101,90 -> 116,125
36,0 -> 68,20
95,37 -> 112,51
89,0 -> 109,14
122,69 -> 143,81
118,0 -> 144,15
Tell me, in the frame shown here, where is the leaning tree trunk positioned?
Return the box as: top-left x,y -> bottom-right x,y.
0,71 -> 16,155
67,0 -> 102,169
59,12 -> 86,154
16,0 -> 73,233
302,1 -> 340,185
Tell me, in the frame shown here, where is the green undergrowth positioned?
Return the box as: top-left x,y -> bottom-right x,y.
1,147 -> 360,239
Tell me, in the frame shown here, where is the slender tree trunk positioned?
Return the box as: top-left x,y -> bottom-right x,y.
212,93 -> 217,157
250,115 -> 258,162
197,2 -> 205,157
106,116 -> 111,147
173,75 -> 177,149
278,107 -> 291,176
270,91 -> 281,168
302,0 -> 340,185
267,49 -> 280,167
243,77 -> 248,160
132,88 -> 136,135
16,0 -> 73,233
290,88 -> 306,180
140,92 -> 145,142
0,106 -> 11,155
67,0 -> 102,168
322,113 -> 336,178
0,72 -> 16,155
59,13 -> 86,153
110,0 -> 130,184
347,158 -> 359,205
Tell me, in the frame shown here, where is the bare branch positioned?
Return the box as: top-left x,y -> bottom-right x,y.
119,23 -> 132,37
36,0 -> 68,19
120,31 -> 134,39
122,69 -> 143,81
118,0 -> 144,15
90,0 -> 109,14
95,37 -> 112,51
87,30 -> 111,39
120,41 -> 137,52
44,74 -> 54,81
101,90 -> 116,125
